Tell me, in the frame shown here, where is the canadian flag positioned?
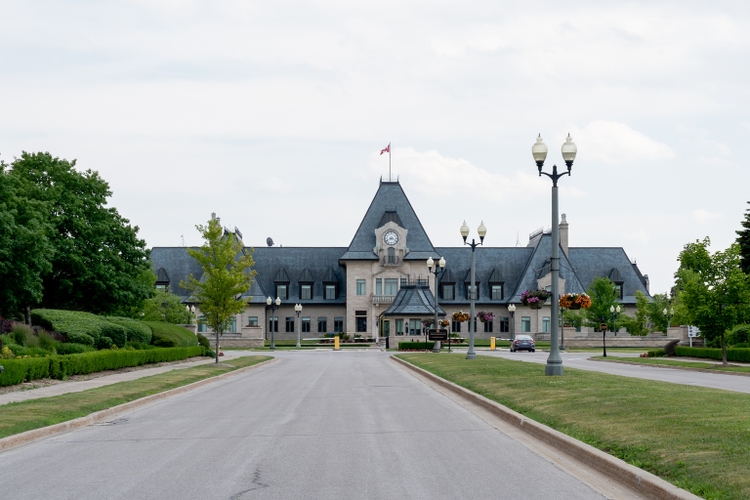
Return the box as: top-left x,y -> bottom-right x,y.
380,144 -> 390,155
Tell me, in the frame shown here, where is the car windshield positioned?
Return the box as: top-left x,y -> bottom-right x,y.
516,336 -> 533,341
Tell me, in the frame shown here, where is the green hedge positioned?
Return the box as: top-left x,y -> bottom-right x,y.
399,341 -> 436,350
0,346 -> 205,386
31,309 -> 103,346
106,316 -> 153,344
675,346 -> 750,363
31,309 -> 155,348
144,322 -> 198,347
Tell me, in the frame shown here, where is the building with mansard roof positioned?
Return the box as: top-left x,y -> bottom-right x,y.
150,179 -> 651,343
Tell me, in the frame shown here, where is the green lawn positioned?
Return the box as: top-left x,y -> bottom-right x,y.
0,356 -> 271,440
397,353 -> 750,500
600,356 -> 750,374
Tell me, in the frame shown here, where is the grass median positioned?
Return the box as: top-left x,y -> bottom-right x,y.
599,356 -> 750,374
0,356 -> 272,440
398,353 -> 750,500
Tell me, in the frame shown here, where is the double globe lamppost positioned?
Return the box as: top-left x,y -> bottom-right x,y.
532,133 -> 577,376
266,296 -> 281,350
461,220 -> 487,360
295,303 -> 303,348
427,255 -> 446,353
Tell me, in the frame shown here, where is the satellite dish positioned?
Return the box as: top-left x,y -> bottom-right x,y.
266,237 -> 274,247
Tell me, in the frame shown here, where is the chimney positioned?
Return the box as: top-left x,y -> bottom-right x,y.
559,213 -> 569,256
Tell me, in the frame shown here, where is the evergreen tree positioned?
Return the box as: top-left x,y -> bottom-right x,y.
736,201 -> 750,274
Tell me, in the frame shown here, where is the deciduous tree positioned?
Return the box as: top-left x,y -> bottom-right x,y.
674,237 -> 750,364
0,165 -> 54,319
8,152 -> 152,316
181,218 -> 256,363
584,276 -> 619,331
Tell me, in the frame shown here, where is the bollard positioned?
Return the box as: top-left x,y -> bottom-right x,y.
490,337 -> 496,350
334,335 -> 341,351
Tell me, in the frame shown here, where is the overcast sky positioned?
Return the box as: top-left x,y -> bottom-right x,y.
2,1 -> 749,296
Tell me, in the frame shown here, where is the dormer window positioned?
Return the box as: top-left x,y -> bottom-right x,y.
488,268 -> 504,301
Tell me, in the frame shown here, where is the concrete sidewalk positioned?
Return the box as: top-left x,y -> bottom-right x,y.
0,351 -> 251,406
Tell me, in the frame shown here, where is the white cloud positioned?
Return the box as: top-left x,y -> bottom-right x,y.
369,147 -> 553,201
692,209 -> 724,224
569,121 -> 675,163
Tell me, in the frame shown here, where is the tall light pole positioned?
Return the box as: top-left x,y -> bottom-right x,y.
295,303 -> 303,348
533,133 -> 577,376
610,304 -> 621,336
266,296 -> 281,350
508,303 -> 516,342
461,220 -> 486,360
427,255 -> 446,353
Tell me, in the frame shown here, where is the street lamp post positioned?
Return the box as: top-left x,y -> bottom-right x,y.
663,307 -> 674,332
508,303 -> 516,342
295,303 -> 303,348
533,133 -> 577,376
427,256 -> 446,353
610,304 -> 621,336
461,220 -> 486,360
266,296 -> 281,350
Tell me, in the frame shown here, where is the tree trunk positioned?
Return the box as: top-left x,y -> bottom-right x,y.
215,329 -> 220,364
721,332 -> 728,366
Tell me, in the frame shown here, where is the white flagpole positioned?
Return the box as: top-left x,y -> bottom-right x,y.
389,142 -> 392,181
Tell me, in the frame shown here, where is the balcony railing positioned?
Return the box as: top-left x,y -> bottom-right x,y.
372,295 -> 395,304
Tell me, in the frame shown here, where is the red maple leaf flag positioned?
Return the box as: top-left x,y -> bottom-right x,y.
380,143 -> 390,155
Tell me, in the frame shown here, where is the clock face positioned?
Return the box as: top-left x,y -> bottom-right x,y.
384,231 -> 399,246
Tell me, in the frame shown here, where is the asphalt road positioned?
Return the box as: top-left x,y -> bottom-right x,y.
0,350 -> 608,500
475,349 -> 750,394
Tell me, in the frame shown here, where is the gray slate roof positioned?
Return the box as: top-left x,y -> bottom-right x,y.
150,180 -> 651,309
384,284 -> 446,317
340,181 -> 437,261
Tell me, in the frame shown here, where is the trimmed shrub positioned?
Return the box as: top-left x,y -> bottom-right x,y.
66,331 -> 95,346
647,348 -> 666,357
31,309 -> 103,345
55,343 -> 95,355
106,316 -> 153,344
100,323 -> 127,348
727,324 -> 750,347
197,334 -> 210,350
675,346 -> 750,363
144,322 -> 198,347
399,341 -> 436,350
0,357 -> 50,386
96,336 -> 113,349
2,346 -> 205,386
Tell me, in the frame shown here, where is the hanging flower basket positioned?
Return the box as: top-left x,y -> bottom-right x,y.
452,310 -> 470,322
438,319 -> 450,327
477,311 -> 495,323
521,289 -> 550,308
421,318 -> 435,328
559,293 -> 592,310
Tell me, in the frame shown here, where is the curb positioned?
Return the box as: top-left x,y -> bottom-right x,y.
391,356 -> 701,500
0,357 -> 278,453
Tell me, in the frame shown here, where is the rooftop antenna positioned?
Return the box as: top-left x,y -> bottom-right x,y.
181,234 -> 186,247
515,231 -> 520,247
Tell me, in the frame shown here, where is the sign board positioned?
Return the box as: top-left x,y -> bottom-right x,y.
600,323 -> 608,332
428,329 -> 449,341
688,326 -> 701,338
